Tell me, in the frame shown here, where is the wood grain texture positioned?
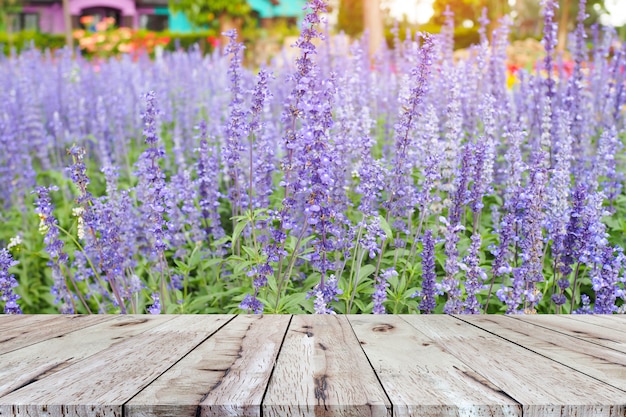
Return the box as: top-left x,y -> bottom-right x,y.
458,315 -> 626,392
562,314 -> 626,333
263,315 -> 391,417
348,315 -> 521,417
403,315 -> 626,417
0,315 -> 233,417
510,315 -> 626,353
126,314 -> 290,417
0,315 -> 113,355
0,315 -> 63,332
0,315 -> 175,398
2,315 -> 626,417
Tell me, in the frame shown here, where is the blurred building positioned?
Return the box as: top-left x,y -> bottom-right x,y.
248,0 -> 306,28
9,0 -> 306,33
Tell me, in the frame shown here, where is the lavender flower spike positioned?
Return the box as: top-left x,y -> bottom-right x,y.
541,0 -> 558,99
34,185 -> 74,314
222,29 -> 247,216
0,248 -> 22,314
373,268 -> 396,314
418,230 -> 437,314
135,91 -> 169,257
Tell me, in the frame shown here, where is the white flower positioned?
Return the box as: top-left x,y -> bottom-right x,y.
7,235 -> 22,250
72,207 -> 86,239
38,214 -> 49,235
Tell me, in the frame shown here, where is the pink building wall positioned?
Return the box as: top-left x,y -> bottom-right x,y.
23,0 -> 138,34
23,4 -> 65,33
68,0 -> 136,17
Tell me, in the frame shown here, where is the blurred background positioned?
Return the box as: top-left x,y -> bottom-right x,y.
0,0 -> 624,60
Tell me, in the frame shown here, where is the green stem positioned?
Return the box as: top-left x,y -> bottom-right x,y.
347,249 -> 366,314
274,220 -> 309,312
54,224 -> 112,303
569,262 -> 582,314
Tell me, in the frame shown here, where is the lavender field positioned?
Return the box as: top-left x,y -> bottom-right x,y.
0,0 -> 625,315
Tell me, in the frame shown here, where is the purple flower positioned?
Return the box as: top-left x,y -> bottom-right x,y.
310,274 -> 342,314
461,234 -> 486,314
0,249 -> 22,314
249,68 -> 275,210
388,34 -> 435,223
575,294 -> 592,314
359,217 -> 387,260
281,0 -> 327,196
541,0 -> 558,99
147,292 -> 161,314
449,141 -> 474,226
135,91 -> 170,257
593,126 -> 623,208
417,230 -> 437,314
568,0 -> 588,163
195,122 -> 225,247
490,212 -> 515,286
240,293 -> 264,314
222,29 -> 248,216
501,125 -> 527,210
560,185 -> 587,277
66,145 -> 92,204
469,138 -> 488,213
545,108 -> 572,256
439,216 -> 465,314
373,268 -> 396,314
515,169 -> 547,313
167,169 -> 202,258
33,185 -> 74,314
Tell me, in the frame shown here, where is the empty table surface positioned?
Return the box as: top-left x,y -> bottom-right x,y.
0,314 -> 625,417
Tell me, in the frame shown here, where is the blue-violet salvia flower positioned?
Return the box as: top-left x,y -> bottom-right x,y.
373,268 -> 396,314
0,248 -> 22,314
34,185 -> 75,314
147,292 -> 161,314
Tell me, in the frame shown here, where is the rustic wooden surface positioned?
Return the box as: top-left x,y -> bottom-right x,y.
0,315 -> 625,417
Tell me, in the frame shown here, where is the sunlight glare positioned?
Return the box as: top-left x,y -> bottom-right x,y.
387,0 -> 435,24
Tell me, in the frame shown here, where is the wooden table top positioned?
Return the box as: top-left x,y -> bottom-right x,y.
0,314 -> 625,417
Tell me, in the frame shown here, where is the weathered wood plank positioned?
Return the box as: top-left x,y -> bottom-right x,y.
510,315 -> 626,353
348,315 -> 521,417
458,315 -> 626,392
125,314 -> 290,417
0,315 -> 175,398
0,315 -> 234,417
0,315 -> 62,332
403,315 -> 626,417
563,314 -> 626,333
0,315 -> 113,355
263,315 -> 391,417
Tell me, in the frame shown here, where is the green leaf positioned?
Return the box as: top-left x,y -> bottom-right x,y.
241,245 -> 259,260
231,220 -> 247,250
379,215 -> 393,240
358,264 -> 376,282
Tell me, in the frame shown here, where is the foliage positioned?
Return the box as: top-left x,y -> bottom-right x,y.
168,0 -> 251,29
0,0 -> 21,32
337,0 -> 364,37
1,30 -> 220,57
395,23 -> 480,50
0,31 -> 66,55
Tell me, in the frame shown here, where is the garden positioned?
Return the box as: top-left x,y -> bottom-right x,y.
0,0 -> 625,315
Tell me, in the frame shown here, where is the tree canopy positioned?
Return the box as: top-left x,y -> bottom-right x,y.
0,0 -> 21,32
337,0 -> 364,37
168,0 -> 251,28
429,0 -> 607,40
